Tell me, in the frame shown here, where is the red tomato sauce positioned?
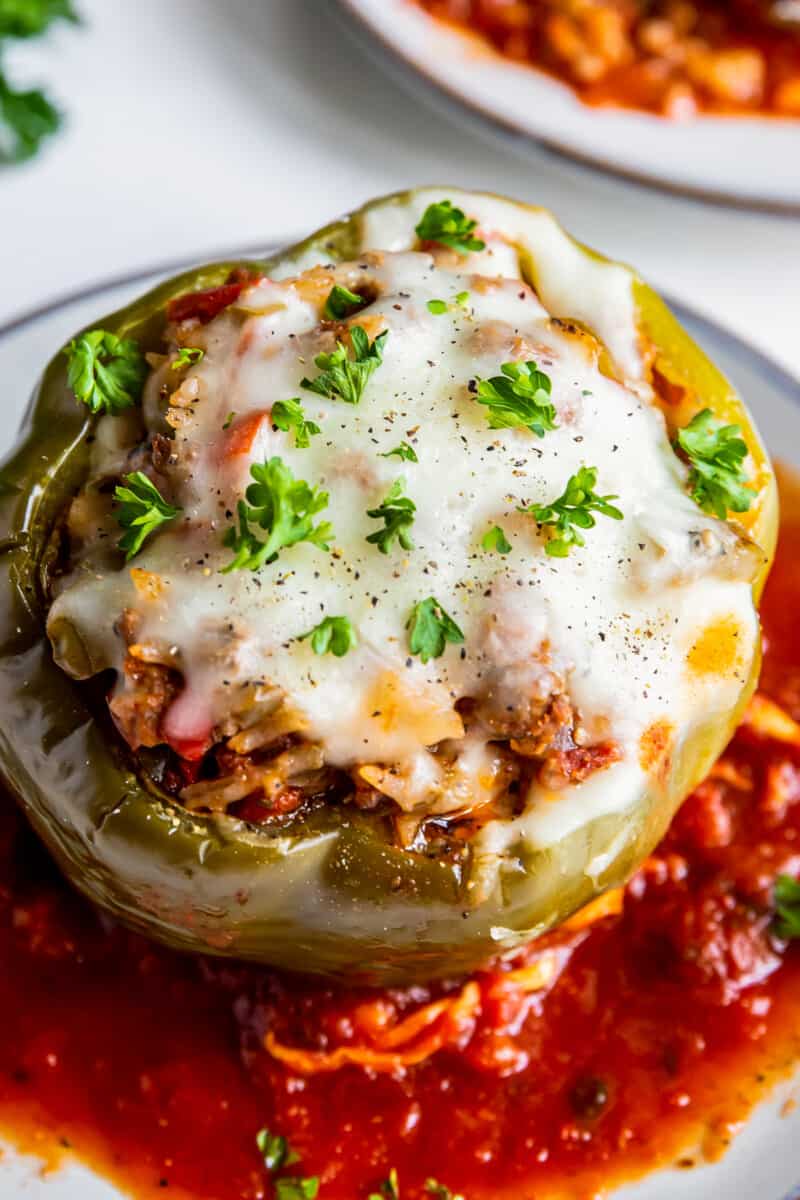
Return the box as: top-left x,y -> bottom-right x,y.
1,478 -> 800,1200
415,1 -> 800,119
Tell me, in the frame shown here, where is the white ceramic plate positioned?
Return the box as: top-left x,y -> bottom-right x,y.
336,0 -> 800,212
0,260 -> 799,1200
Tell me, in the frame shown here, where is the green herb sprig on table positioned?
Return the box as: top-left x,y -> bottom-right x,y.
0,1 -> 79,163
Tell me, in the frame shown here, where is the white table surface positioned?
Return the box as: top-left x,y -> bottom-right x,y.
0,0 -> 798,378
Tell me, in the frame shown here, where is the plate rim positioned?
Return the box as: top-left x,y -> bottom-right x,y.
334,0 -> 800,217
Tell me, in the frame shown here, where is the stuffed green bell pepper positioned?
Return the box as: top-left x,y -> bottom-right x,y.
0,189 -> 777,983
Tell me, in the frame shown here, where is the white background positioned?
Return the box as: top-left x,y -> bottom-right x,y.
0,0 -> 798,377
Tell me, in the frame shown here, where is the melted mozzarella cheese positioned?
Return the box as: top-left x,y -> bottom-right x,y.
48,192 -> 760,851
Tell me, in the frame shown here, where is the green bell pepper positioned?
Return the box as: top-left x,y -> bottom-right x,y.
0,190 -> 777,983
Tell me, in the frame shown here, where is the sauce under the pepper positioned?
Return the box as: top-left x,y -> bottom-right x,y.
1,480 -> 800,1200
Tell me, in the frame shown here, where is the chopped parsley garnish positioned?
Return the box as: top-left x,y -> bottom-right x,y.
475,361 -> 557,438
64,329 -> 147,415
255,1128 -> 316,1200
256,1128 -> 299,1174
481,524 -> 512,555
272,398 -> 321,449
275,1180 -> 319,1200
675,408 -> 753,520
427,291 -> 470,316
323,283 -> 365,320
774,874 -> 800,939
407,597 -> 464,663
223,410 -> 236,429
366,478 -> 416,555
171,346 -> 204,370
300,615 -> 357,658
381,441 -> 418,463
222,457 -> 332,572
301,326 -> 387,406
425,1180 -> 464,1199
415,200 -> 485,255
520,466 -> 623,557
369,1167 -> 400,1199
0,1 -> 79,163
114,472 -> 180,561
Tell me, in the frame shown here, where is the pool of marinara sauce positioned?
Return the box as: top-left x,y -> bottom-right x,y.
1,479 -> 800,1200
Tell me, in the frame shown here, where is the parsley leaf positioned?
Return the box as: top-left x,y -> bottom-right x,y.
272,398 -> 321,449
482,525 -> 512,555
380,441 -> 418,463
255,1127 -> 315,1200
475,361 -> 557,438
425,1180 -> 464,1200
323,283 -> 364,321
222,457 -> 332,572
407,597 -> 464,663
64,329 -> 147,415
427,291 -> 470,316
0,71 -> 59,162
520,466 -> 623,557
774,874 -> 800,939
275,1180 -> 319,1200
301,326 -> 387,406
366,478 -> 416,555
369,1167 -> 400,1200
300,615 -> 357,658
415,200 -> 485,255
256,1128 -> 299,1174
675,408 -> 753,520
171,346 -> 204,370
0,0 -> 78,38
114,472 -> 180,561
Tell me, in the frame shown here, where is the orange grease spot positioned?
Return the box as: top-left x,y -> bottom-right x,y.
687,616 -> 743,677
639,719 -> 675,779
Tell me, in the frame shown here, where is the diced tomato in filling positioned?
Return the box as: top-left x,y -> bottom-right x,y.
217,410 -> 271,461
167,271 -> 262,324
